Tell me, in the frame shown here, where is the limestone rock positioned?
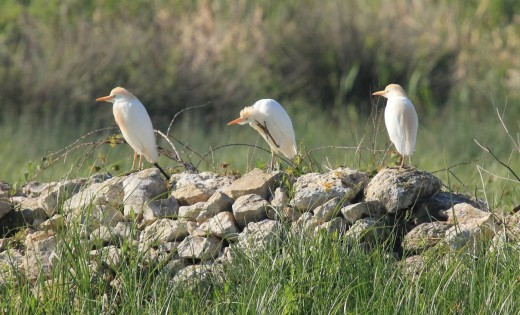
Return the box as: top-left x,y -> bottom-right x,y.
122,169 -> 168,218
171,263 -> 224,288
22,231 -> 57,281
63,176 -> 125,213
365,168 -> 442,214
177,235 -> 222,260
179,202 -> 206,221
236,219 -> 281,253
199,211 -> 239,240
171,171 -> 234,205
344,218 -> 388,245
267,206 -> 301,223
196,192 -> 234,223
412,192 -> 485,224
291,212 -> 320,235
290,168 -> 369,212
90,246 -> 122,270
67,205 -> 124,232
444,222 -> 497,253
402,222 -> 451,254
442,203 -> 492,225
140,196 -> 179,227
312,196 -> 345,223
141,219 -> 194,244
270,187 -> 289,209
223,168 -> 281,200
232,194 -> 269,229
38,214 -> 65,232
315,217 -> 347,235
340,201 -> 385,224
0,181 -> 11,220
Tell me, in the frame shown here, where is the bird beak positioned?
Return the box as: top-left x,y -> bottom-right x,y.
227,117 -> 245,125
372,90 -> 386,96
96,95 -> 114,102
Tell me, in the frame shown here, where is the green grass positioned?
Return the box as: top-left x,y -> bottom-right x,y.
1,225 -> 519,314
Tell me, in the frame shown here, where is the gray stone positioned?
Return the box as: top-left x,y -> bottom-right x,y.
315,217 -> 347,235
312,196 -> 345,223
63,176 -> 125,213
90,246 -> 122,270
38,214 -> 65,232
0,181 -> 12,220
442,203 -> 492,225
177,235 -> 222,260
365,168 -> 442,214
291,212 -> 320,235
67,204 -> 124,232
236,219 -> 281,253
344,218 -> 388,245
22,231 -> 57,281
141,219 -> 195,244
199,211 -> 239,240
270,187 -> 289,209
141,196 -> 179,227
171,264 -> 223,288
402,255 -> 427,278
267,206 -> 301,222
412,192 -> 485,224
340,201 -> 385,224
179,202 -> 206,221
232,194 -> 269,229
162,258 -> 189,276
290,168 -> 369,211
222,168 -> 281,200
122,169 -> 168,218
402,222 -> 451,254
196,192 -> 234,223
171,171 -> 234,205
444,222 -> 496,253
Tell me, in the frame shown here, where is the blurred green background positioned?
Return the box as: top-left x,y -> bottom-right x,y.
0,0 -> 519,207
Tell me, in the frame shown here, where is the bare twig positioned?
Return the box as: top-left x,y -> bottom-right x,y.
155,130 -> 196,171
474,139 -> 520,182
166,102 -> 210,137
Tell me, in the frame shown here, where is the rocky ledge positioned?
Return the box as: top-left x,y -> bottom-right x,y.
0,166 -> 517,287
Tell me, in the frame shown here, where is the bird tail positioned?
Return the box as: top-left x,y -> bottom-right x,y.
153,163 -> 170,180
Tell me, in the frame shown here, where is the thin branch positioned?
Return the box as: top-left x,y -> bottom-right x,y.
155,130 -> 196,171
166,102 -> 210,137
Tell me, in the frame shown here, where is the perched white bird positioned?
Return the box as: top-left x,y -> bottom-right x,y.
227,99 -> 297,169
372,84 -> 418,168
96,87 -> 169,179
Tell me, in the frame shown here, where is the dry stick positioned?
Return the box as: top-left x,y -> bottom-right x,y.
474,139 -> 520,182
166,102 -> 210,138
494,102 -> 520,153
155,130 -> 196,171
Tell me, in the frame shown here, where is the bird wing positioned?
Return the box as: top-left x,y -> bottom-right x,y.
115,100 -> 159,163
384,97 -> 418,156
258,100 -> 297,159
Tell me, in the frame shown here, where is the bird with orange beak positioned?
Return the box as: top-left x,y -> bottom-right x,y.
96,87 -> 169,179
228,99 -> 297,170
372,84 -> 418,168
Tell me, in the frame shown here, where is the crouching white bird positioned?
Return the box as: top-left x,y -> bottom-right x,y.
96,87 -> 170,179
372,84 -> 418,168
227,99 -> 297,169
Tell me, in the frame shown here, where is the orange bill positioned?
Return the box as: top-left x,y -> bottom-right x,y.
96,95 -> 114,102
372,90 -> 386,96
227,117 -> 245,125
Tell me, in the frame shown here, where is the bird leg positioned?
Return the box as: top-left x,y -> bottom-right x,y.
255,120 -> 280,148
269,150 -> 275,171
399,154 -> 404,169
132,152 -> 138,170
138,155 -> 143,170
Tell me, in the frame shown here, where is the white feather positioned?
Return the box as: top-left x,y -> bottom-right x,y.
384,96 -> 418,157
113,96 -> 158,163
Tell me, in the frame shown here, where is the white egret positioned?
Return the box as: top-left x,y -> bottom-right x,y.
227,99 -> 297,169
96,87 -> 170,179
372,84 -> 418,168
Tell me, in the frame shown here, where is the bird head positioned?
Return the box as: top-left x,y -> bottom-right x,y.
372,84 -> 407,99
227,106 -> 255,125
96,87 -> 135,103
